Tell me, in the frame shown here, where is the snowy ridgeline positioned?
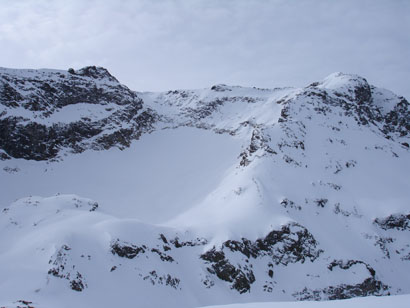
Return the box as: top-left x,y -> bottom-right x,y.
0,67 -> 410,308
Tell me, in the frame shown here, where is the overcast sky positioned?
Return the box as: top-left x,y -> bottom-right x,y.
1,0 -> 409,98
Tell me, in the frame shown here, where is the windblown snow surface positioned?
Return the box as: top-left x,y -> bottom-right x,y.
0,68 -> 409,308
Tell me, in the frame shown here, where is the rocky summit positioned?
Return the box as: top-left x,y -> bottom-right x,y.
0,67 -> 409,308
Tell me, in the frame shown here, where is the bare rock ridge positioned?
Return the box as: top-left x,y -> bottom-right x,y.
68,66 -> 119,82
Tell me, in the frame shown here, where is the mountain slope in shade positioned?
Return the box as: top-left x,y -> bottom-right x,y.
0,67 -> 409,308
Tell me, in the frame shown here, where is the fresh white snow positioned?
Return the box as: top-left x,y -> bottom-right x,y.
198,294 -> 410,308
0,127 -> 242,223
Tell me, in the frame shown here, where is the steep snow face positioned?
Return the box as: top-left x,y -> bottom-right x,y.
0,68 -> 410,308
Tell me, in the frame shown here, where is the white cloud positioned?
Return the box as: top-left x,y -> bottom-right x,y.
0,0 -> 409,98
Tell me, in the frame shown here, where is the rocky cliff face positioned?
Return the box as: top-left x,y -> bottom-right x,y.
0,66 -> 157,160
0,67 -> 409,308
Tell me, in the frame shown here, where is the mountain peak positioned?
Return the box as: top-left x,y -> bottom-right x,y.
320,72 -> 368,89
314,72 -> 371,104
68,66 -> 119,83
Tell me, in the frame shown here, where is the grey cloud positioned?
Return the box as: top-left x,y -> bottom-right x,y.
0,0 -> 409,98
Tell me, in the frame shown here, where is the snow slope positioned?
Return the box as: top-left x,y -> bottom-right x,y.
1,67 -> 409,308
199,294 -> 410,308
0,127 -> 241,223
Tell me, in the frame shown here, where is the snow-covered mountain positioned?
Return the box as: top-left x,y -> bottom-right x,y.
0,66 -> 409,308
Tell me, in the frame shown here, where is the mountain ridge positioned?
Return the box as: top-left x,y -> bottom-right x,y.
0,66 -> 409,308
1,66 -> 408,161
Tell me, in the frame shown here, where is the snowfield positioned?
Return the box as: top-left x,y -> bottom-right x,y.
0,127 -> 241,223
198,294 -> 410,308
0,66 -> 409,308
2,295 -> 409,308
